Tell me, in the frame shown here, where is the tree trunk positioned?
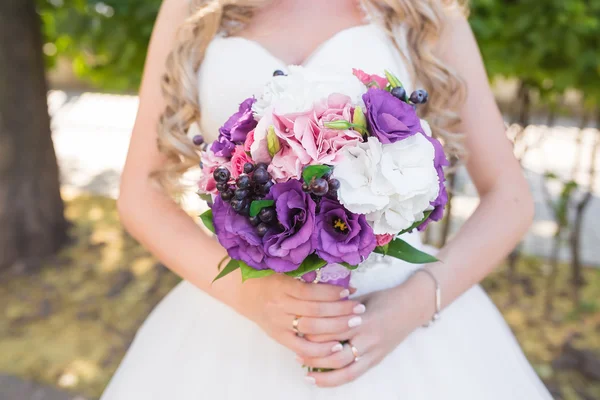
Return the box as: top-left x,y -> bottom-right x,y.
0,0 -> 67,271
569,111 -> 599,306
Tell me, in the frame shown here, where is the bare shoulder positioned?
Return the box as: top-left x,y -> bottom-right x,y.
436,6 -> 480,67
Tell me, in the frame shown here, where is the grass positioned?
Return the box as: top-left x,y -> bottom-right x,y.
1,195 -> 599,399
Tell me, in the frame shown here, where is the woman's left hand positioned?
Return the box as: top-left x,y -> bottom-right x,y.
299,277 -> 432,388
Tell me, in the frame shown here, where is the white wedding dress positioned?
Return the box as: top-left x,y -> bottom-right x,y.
101,23 -> 553,399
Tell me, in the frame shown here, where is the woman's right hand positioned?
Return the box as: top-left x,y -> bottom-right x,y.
238,274 -> 366,359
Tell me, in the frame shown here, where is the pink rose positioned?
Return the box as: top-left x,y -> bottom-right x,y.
375,234 -> 394,247
230,145 -> 253,179
352,68 -> 388,89
198,149 -> 231,195
244,129 -> 255,153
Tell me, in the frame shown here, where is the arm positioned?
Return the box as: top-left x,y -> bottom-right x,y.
406,11 -> 534,320
119,0 -> 363,359
307,12 -> 534,386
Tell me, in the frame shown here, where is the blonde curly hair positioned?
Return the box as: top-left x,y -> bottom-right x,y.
156,0 -> 468,196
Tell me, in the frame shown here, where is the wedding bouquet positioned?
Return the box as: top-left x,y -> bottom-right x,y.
195,67 -> 448,287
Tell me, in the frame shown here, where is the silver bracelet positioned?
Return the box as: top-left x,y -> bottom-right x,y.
410,268 -> 441,327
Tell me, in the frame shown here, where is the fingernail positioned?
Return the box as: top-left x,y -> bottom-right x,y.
348,316 -> 362,328
339,289 -> 350,298
331,343 -> 343,353
353,304 -> 366,314
295,355 -> 304,364
349,287 -> 358,294
305,376 -> 316,385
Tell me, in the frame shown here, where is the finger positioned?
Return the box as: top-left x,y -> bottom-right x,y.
286,298 -> 366,318
284,332 -> 345,359
303,329 -> 358,343
308,354 -> 372,388
296,314 -> 363,336
287,280 -> 351,302
300,343 -> 355,370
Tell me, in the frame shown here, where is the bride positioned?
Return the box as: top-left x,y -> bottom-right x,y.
101,0 -> 553,398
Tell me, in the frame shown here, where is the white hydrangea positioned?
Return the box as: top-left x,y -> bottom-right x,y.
252,66 -> 365,117
333,136 -> 440,235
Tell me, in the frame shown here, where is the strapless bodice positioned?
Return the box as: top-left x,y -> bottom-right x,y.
197,24 -> 414,143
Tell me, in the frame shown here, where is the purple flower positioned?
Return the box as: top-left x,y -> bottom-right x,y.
418,133 -> 449,231
313,197 -> 376,266
211,97 -> 257,158
363,89 -> 423,144
212,196 -> 269,270
262,180 -> 316,273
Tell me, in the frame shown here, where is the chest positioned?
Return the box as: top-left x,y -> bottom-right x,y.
197,24 -> 414,143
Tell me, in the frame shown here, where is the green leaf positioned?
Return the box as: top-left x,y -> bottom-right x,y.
398,210 -> 433,235
217,255 -> 230,271
375,238 -> 438,264
197,192 -> 212,203
302,165 -> 333,185
239,261 -> 275,282
267,125 -> 281,157
340,262 -> 359,270
384,69 -> 403,88
199,209 -> 215,233
249,200 -> 275,217
212,259 -> 240,283
285,254 -> 328,278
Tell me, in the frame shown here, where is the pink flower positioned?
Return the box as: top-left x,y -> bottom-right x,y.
198,149 -> 231,195
352,68 -> 388,89
250,95 -> 363,182
375,233 -> 394,247
244,129 -> 255,153
230,145 -> 253,179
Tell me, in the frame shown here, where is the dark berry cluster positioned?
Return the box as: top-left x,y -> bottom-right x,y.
248,206 -> 277,237
213,163 -> 275,216
391,87 -> 429,105
302,170 -> 341,200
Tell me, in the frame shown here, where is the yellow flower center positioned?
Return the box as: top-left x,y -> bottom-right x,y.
333,218 -> 348,232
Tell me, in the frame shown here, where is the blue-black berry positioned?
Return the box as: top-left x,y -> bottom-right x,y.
328,178 -> 341,191
253,168 -> 270,184
234,189 -> 250,200
220,190 -> 234,202
310,178 -> 329,196
236,174 -> 251,189
256,223 -> 269,237
249,215 -> 261,226
409,90 -> 428,104
259,207 -> 276,223
192,135 -> 204,146
273,70 -> 286,77
213,167 -> 230,183
243,163 -> 255,174
391,86 -> 407,101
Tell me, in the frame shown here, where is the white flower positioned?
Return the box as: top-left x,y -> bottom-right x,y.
252,66 -> 365,117
333,136 -> 440,235
420,119 -> 433,137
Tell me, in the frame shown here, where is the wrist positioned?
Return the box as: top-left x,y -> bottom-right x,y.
395,269 -> 439,327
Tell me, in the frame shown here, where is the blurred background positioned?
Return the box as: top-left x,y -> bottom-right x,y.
0,0 -> 599,399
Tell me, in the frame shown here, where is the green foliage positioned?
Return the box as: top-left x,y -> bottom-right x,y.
38,0 -> 161,91
37,0 -> 600,103
470,0 -> 600,105
374,238 -> 438,264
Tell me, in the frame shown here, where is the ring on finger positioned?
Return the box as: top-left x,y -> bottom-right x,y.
292,315 -> 303,337
349,342 -> 361,362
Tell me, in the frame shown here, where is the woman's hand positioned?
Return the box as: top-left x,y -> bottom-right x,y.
300,275 -> 434,387
238,274 -> 367,362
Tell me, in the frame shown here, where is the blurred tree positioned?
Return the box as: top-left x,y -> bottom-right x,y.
0,0 -> 67,271
39,0 -> 161,92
